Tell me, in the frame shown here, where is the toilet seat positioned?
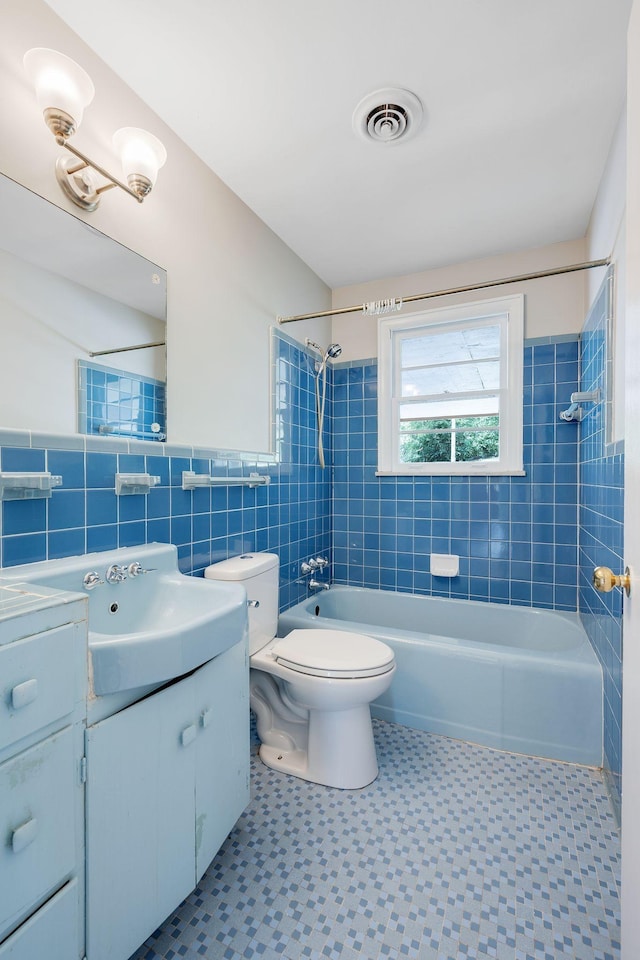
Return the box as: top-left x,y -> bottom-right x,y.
272,629 -> 395,679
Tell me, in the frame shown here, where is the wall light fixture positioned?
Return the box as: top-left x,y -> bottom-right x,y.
24,47 -> 167,212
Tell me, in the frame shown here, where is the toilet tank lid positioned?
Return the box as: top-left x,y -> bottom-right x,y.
205,552 -> 279,581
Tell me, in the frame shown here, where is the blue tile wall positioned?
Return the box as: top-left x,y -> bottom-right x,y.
78,360 -> 167,442
1,316 -> 624,810
0,332 -> 331,612
332,336 -> 580,610
578,269 -> 623,820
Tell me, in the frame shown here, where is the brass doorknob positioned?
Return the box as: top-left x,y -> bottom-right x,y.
592,565 -> 631,597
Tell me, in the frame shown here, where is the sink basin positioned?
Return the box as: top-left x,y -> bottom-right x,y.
1,544 -> 247,696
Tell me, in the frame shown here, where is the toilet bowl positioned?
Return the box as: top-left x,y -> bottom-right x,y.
204,554 -> 395,789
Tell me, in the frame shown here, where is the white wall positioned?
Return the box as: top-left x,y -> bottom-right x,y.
586,106 -> 627,442
331,238 -> 587,361
0,0 -> 331,453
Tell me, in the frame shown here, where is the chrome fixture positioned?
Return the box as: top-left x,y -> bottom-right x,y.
127,561 -> 156,578
24,48 -> 167,211
301,557 -> 329,575
309,579 -> 330,592
277,258 -> 612,325
83,571 -> 104,590
593,565 -> 631,597
106,563 -> 128,584
305,341 -> 342,469
247,599 -> 260,608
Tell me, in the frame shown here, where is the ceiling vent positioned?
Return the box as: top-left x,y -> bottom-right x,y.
352,88 -> 424,145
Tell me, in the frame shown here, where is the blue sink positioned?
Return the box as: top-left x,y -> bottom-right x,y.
1,544 -> 247,695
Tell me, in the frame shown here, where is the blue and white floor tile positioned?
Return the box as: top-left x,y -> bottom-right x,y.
130,721 -> 620,960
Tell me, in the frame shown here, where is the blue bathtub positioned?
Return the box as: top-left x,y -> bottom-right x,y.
278,586 -> 603,765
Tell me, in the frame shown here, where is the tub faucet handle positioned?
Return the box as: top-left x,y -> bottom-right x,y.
314,557 -> 329,570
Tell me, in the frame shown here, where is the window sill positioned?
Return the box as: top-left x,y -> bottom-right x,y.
375,468 -> 527,477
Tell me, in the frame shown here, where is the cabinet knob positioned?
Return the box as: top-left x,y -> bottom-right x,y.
180,724 -> 197,747
11,678 -> 38,709
12,817 -> 38,854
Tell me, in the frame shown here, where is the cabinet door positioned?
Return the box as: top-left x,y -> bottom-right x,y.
195,641 -> 250,880
0,727 -> 76,940
85,676 -> 196,960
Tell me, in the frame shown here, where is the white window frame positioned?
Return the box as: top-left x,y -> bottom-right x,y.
377,295 -> 525,476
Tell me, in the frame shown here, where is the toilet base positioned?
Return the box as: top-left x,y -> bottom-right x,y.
258,704 -> 379,790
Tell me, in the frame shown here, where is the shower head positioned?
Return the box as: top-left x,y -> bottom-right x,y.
317,342 -> 342,374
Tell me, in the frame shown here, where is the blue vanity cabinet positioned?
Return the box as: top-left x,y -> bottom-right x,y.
0,584 -> 87,960
85,636 -> 250,960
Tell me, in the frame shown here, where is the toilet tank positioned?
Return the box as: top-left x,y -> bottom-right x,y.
205,553 -> 279,655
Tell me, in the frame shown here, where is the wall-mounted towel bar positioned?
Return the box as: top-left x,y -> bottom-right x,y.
182,471 -> 271,490
115,474 -> 161,496
0,472 -> 62,500
98,424 -> 166,441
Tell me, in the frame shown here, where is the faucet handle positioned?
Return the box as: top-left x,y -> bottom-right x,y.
83,571 -> 104,590
314,557 -> 329,570
106,563 -> 127,583
127,561 -> 157,577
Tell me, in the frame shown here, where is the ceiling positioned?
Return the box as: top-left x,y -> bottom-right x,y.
44,1 -> 632,289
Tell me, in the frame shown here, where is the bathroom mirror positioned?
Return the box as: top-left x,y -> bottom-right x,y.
0,173 -> 167,439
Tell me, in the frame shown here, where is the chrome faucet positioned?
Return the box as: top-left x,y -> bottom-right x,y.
309,579 -> 330,592
83,571 -> 104,590
106,563 -> 127,584
127,561 -> 156,577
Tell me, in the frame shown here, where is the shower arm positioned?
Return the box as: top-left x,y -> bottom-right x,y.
276,257 -> 611,325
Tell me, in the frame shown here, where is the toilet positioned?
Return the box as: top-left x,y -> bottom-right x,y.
204,553 -> 396,789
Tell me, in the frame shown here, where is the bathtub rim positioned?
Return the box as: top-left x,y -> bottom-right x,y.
280,585 -> 598,668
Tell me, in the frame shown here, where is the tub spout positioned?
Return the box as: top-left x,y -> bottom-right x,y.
309,579 -> 330,592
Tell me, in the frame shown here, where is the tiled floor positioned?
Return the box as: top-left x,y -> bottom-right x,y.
130,721 -> 621,960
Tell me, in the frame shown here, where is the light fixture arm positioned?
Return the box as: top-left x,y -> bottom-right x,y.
24,48 -> 166,213
56,136 -> 143,205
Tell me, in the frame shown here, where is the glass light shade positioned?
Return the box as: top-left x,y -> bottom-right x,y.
24,48 -> 94,128
112,127 -> 167,187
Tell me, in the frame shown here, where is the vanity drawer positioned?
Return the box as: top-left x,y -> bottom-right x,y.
0,622 -> 82,754
0,879 -> 80,960
0,727 -> 76,938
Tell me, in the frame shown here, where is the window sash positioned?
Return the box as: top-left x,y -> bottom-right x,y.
378,296 -> 524,476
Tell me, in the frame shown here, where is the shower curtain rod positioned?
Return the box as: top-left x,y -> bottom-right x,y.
276,257 -> 611,325
89,340 -> 166,358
